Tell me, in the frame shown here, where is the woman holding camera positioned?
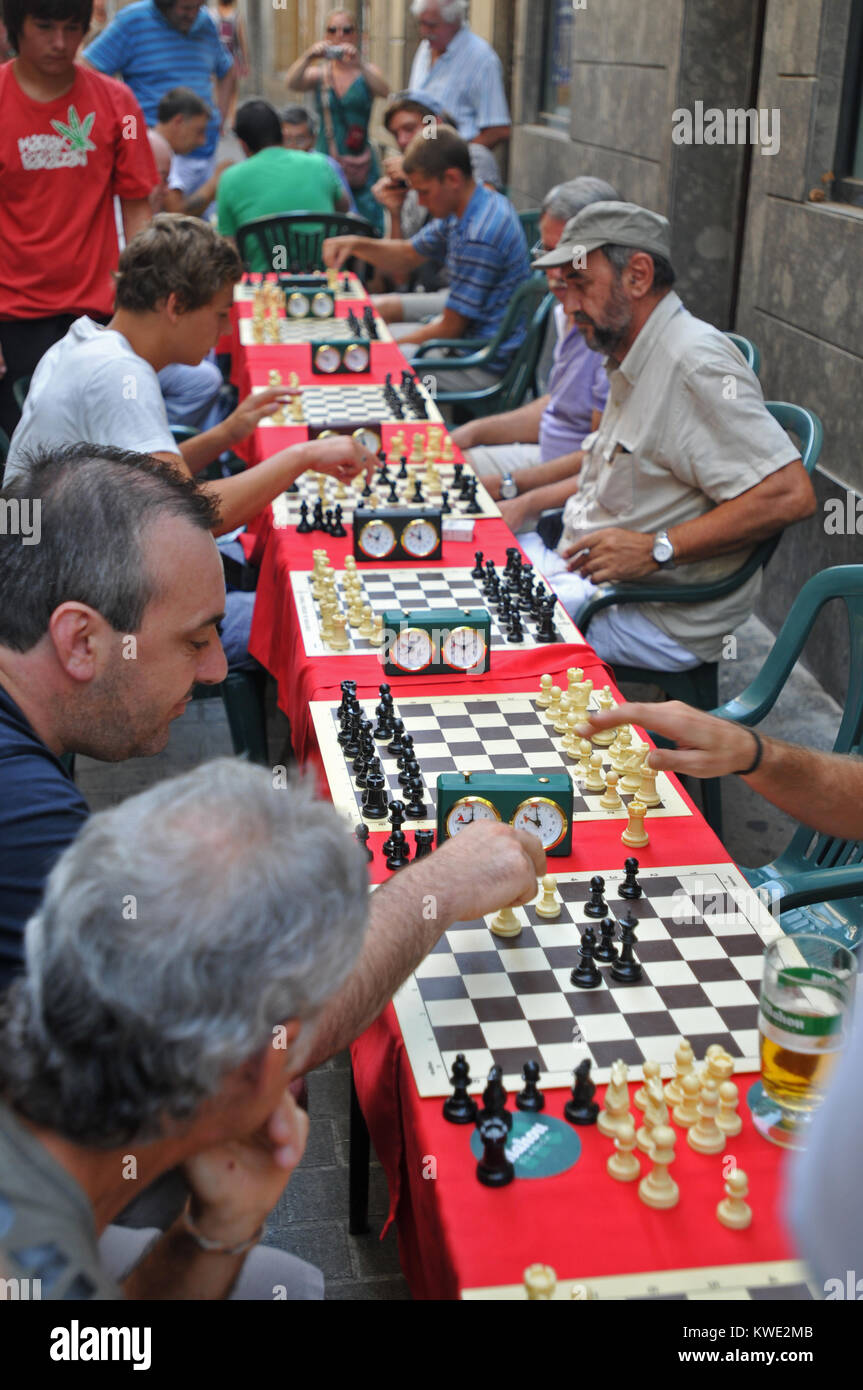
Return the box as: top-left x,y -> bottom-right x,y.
285,10 -> 389,235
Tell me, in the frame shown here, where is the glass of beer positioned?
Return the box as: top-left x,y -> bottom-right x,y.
751,933 -> 856,1149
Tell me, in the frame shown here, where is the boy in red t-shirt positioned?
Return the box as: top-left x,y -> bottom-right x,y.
0,0 -> 158,439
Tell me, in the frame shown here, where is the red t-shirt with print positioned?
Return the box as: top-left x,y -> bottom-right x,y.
0,61 -> 158,320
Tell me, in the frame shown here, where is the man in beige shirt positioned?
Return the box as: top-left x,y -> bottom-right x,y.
515,201 -> 816,669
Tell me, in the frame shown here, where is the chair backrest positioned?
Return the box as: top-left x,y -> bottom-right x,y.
518,208 -> 542,250
724,331 -> 761,376
12,376 -> 31,411
235,211 -> 375,274
484,285 -> 556,413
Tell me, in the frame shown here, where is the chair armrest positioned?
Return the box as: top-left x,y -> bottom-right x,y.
776,864 -> 863,913
412,338 -> 488,356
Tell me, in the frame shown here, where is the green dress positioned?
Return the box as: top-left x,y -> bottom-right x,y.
314,72 -> 384,236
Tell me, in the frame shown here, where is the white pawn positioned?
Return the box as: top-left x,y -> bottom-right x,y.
636,1077 -> 668,1155
664,1038 -> 695,1107
716,1168 -> 752,1230
553,692 -> 572,735
637,761 -> 662,808
358,606 -> 375,640
638,1126 -> 679,1210
607,1118 -> 640,1182
524,1264 -> 557,1299
717,1080 -> 742,1137
490,904 -> 522,938
673,1071 -> 701,1128
537,673 -> 553,708
599,769 -> 622,812
574,738 -> 592,778
621,800 -> 649,849
545,685 -> 562,723
368,613 -> 385,647
598,1059 -> 631,1139
634,1059 -> 662,1112
561,711 -> 580,755
535,874 -> 561,919
687,1079 -> 725,1154
585,751 -> 606,792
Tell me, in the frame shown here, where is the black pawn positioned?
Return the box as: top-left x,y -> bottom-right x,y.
595,917 -> 619,964
507,610 -> 524,643
620,856 -> 643,900
397,455 -> 409,480
354,823 -> 374,863
471,551 -> 485,580
296,499 -> 313,534
570,926 -> 602,989
384,829 -> 410,871
387,478 -> 400,505
405,777 -> 427,819
411,479 -> 424,504
610,916 -> 643,983
442,1053 -> 478,1125
331,504 -> 347,538
387,718 -> 406,757
478,1065 -> 512,1131
564,1059 -> 599,1125
476,1116 -> 514,1188
584,874 -> 608,918
464,477 -> 481,514
515,1060 -> 545,1113
441,489 -> 451,514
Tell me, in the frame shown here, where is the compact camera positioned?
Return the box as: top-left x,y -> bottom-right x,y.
325,45 -> 346,59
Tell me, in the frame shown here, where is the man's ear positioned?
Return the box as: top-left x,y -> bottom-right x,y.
48,603 -> 109,683
625,251 -> 657,299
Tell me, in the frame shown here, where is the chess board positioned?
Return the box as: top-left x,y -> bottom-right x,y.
393,862 -> 780,1096
310,690 -> 692,830
292,567 -> 580,657
461,1259 -> 817,1301
254,380 -> 443,429
234,273 -> 368,303
238,316 -> 391,346
272,461 -> 499,528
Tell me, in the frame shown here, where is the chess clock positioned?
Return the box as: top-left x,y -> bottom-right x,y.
436,772 -> 573,856
382,608 -> 491,676
279,278 -> 336,320
352,507 -> 442,563
312,342 -> 371,375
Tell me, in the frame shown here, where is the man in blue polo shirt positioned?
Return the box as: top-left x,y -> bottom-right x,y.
82,0 -> 234,197
323,126 -> 530,393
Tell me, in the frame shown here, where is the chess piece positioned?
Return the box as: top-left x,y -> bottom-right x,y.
619,857 -> 643,900
552,692 -> 572,735
476,1116 -> 514,1188
672,1071 -> 701,1128
687,1079 -> 725,1154
574,738 -> 592,778
490,904 -> 522,938
621,800 -> 649,848
534,874 -> 561,919
584,874 -> 608,918
591,687 -> 617,746
717,1081 -> 742,1137
595,917 -> 618,964
610,914 -> 642,983
585,751 -> 606,792
637,762 -> 661,808
565,666 -> 584,697
360,769 -> 389,821
296,499 -> 312,534
636,1077 -> 668,1155
664,1038 -> 695,1107
599,770 -> 622,811
472,550 -> 485,580
545,685 -> 562,723
354,823 -> 374,863
638,1125 -> 679,1210
524,1264 -> 556,1300
536,674 -> 553,709
597,1059 -> 631,1139
516,1060 -> 545,1113
716,1168 -> 752,1230
607,1119 -> 640,1183
704,1046 -> 735,1087
564,1059 -> 598,1125
620,747 -> 646,795
414,828 -> 434,860
328,614 -> 350,651
633,1059 -> 662,1113
478,1065 -> 511,1130
442,1054 -> 478,1125
384,828 -> 410,871
570,926 -> 601,988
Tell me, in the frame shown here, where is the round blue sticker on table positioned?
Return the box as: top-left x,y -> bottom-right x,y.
469,1112 -> 581,1178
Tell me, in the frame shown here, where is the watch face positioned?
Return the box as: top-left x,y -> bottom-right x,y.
511,797 -> 568,851
353,427 -> 381,453
392,626 -> 433,672
315,345 -> 341,374
499,477 -> 518,500
401,518 -> 439,558
287,292 -> 310,318
311,292 -> 334,318
358,519 -> 397,558
445,796 -> 501,837
441,624 -> 487,671
344,343 -> 370,373
653,533 -> 674,564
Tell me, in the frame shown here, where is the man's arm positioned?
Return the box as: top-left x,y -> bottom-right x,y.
300,823 -> 545,1074
398,305 -> 469,349
499,473 -> 583,533
323,234 -> 424,279
120,198 -> 151,244
577,700 -> 863,842
564,458 -> 816,585
472,125 -> 511,148
454,396 -> 549,455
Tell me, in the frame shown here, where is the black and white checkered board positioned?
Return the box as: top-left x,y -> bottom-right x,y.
238,316 -> 392,345
461,1259 -> 816,1301
310,690 -> 691,830
271,461 -> 499,527
235,274 -> 368,303
256,381 -> 443,428
393,862 -> 779,1096
291,567 -> 579,656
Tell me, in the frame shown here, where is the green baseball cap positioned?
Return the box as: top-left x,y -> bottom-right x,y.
532,200 -> 672,269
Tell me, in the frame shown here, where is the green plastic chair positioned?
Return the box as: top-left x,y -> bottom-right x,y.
12,376 -> 31,411
710,565 -> 863,950
724,331 -> 761,375
571,402 -> 823,836
411,277 -> 555,418
518,208 -> 542,247
234,211 -> 375,274
192,671 -> 270,766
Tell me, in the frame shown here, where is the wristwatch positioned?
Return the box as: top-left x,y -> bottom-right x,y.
500,474 -> 518,501
652,530 -> 675,568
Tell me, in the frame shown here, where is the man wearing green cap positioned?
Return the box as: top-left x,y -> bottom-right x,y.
513,200 -> 816,670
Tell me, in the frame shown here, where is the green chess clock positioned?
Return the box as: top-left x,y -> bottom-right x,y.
279,278 -> 335,320
382,608 -> 491,676
312,342 -> 370,375
436,772 -> 573,856
353,507 -> 442,563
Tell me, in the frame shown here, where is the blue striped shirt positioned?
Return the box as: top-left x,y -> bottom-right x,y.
408,26 -> 511,142
83,1 -> 232,159
411,184 -> 530,371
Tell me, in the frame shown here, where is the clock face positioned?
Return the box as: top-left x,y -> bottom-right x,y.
353,427 -> 381,453
441,624 -> 487,671
287,292 -> 310,318
401,518 -> 439,558
392,626 -> 433,672
314,345 -> 341,374
511,797 -> 568,851
358,519 -> 397,558
445,796 -> 501,837
311,292 -> 334,318
344,343 -> 370,373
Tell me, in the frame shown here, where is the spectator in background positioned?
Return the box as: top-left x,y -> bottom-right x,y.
218,99 -> 348,272
210,0 -> 247,127
408,0 -> 511,152
0,0 -> 157,441
281,104 -> 357,212
324,127 -> 531,394
284,8 -> 389,236
82,0 -> 235,201
152,86 -> 236,217
147,128 -> 173,212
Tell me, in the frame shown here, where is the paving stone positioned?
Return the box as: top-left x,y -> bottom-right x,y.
325,1275 -> 411,1301
348,1226 -> 405,1279
262,1220 -> 352,1283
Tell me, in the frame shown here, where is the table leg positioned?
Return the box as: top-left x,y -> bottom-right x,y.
349,1063 -> 371,1235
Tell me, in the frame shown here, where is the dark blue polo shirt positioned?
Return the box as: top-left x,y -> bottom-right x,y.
0,685 -> 89,991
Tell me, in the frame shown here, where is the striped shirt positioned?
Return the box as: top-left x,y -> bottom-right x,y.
411,184 -> 530,371
83,1 -> 232,159
408,26 -> 511,142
